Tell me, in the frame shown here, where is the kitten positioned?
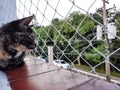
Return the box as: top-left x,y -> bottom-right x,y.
0,16 -> 36,70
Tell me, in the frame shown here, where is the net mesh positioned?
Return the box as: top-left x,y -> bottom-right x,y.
2,0 -> 120,83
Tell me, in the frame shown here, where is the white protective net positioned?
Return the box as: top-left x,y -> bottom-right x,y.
1,0 -> 120,83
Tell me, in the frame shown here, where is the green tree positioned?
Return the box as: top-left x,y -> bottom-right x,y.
34,10 -> 120,71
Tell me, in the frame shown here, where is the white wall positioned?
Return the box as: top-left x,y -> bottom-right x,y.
0,0 -> 17,27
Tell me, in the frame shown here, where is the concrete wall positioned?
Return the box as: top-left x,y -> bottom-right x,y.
0,0 -> 17,27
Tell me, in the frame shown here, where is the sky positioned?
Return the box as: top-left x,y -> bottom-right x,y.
16,0 -> 120,26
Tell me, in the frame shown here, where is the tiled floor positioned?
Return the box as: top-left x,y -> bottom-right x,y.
4,56 -> 120,90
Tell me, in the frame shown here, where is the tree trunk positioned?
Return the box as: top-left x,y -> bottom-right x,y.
77,55 -> 81,65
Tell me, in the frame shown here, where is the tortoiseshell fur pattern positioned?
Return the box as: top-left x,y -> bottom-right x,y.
0,16 -> 36,70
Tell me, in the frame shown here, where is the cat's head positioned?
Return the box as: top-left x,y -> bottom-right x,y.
2,16 -> 36,51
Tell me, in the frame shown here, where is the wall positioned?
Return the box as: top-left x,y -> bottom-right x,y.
0,0 -> 17,27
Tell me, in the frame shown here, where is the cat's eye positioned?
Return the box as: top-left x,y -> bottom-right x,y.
29,34 -> 34,39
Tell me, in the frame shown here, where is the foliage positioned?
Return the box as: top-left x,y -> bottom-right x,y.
83,44 -> 104,65
34,10 -> 120,70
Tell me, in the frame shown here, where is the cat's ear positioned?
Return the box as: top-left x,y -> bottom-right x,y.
18,16 -> 33,27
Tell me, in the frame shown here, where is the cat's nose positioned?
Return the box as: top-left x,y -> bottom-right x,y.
34,43 -> 36,48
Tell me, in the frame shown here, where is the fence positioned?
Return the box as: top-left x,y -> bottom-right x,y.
2,0 -> 120,83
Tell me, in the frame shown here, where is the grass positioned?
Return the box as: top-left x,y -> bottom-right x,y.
74,64 -> 120,78
111,72 -> 120,78
75,64 -> 92,71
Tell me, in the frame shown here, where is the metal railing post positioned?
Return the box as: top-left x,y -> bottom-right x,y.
48,46 -> 54,64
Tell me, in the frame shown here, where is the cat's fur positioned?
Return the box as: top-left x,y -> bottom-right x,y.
0,16 -> 36,70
